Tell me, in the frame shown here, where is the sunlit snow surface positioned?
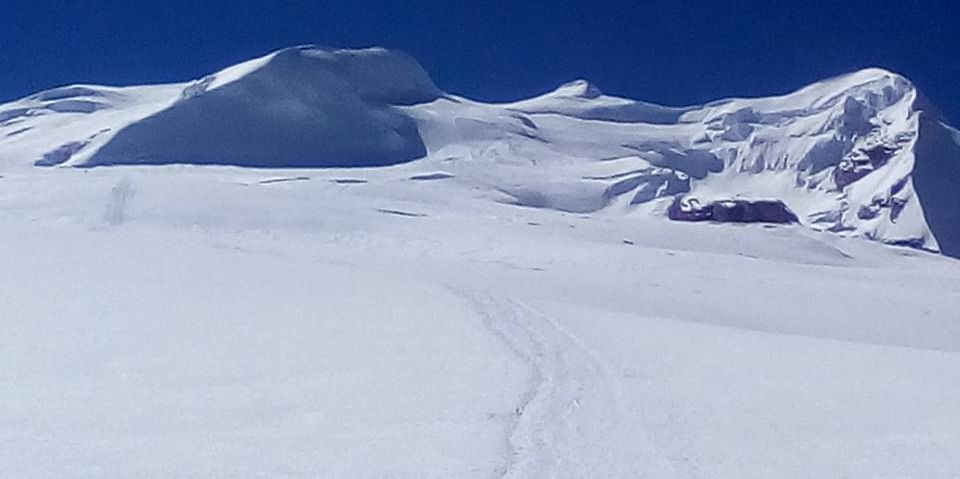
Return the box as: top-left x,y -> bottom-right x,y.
1,47 -> 960,477
3,47 -> 959,254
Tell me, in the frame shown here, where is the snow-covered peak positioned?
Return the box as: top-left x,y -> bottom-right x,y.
186,45 -> 441,105
828,67 -> 912,91
551,79 -> 605,99
0,48 -> 958,257
506,80 -> 690,124
682,67 -> 914,124
0,46 -> 442,169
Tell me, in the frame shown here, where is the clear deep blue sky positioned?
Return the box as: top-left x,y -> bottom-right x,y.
4,0 -> 958,120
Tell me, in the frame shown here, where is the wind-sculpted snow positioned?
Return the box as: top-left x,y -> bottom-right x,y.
86,47 -> 439,168
0,48 -> 959,256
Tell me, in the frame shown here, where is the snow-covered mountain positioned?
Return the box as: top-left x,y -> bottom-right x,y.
2,47 -> 960,478
1,46 -> 958,255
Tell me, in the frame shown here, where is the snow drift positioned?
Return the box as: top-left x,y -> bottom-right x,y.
1,46 -> 959,256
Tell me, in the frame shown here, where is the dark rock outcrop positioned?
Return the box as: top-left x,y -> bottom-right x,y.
668,198 -> 800,224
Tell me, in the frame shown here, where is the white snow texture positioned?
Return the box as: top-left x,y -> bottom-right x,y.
1,46 -> 959,478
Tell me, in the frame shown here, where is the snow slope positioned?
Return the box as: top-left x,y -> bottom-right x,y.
1,47 -> 960,477
1,166 -> 959,478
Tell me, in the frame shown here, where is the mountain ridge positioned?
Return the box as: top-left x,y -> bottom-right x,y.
1,46 -> 958,256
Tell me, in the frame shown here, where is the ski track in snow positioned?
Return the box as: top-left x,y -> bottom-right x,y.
461,292 -> 652,479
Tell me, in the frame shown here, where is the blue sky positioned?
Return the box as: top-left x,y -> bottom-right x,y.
3,1 -> 958,120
